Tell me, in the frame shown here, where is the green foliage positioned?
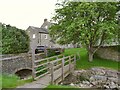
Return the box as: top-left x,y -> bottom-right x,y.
47,49 -> 57,57
79,75 -> 89,82
2,24 -> 30,54
49,2 -> 119,61
63,48 -> 118,70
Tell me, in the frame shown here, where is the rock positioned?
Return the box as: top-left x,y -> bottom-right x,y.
91,81 -> 98,85
79,83 -> 83,87
70,83 -> 74,86
74,84 -> 79,88
118,85 -> 120,89
103,85 -> 109,89
108,77 -> 118,83
79,83 -> 90,88
89,84 -> 93,87
90,75 -> 107,81
109,82 -> 117,89
61,67 -> 120,89
60,82 -> 63,85
90,76 -> 94,81
91,67 -> 106,75
106,71 -> 118,78
82,81 -> 90,85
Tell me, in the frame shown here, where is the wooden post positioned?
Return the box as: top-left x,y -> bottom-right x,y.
47,59 -> 50,72
62,57 -> 65,81
50,63 -> 54,85
44,46 -> 48,57
56,56 -> 59,65
69,56 -> 71,73
77,52 -> 80,60
32,45 -> 36,80
74,54 -> 76,70
31,33 -> 37,80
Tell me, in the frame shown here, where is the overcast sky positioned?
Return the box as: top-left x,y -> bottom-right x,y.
0,0 -> 57,30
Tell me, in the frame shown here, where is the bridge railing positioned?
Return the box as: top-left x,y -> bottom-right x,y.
33,54 -> 63,79
33,54 -> 76,84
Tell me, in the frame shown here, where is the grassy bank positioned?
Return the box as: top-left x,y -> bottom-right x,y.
1,74 -> 33,88
63,48 -> 118,70
44,85 -> 79,90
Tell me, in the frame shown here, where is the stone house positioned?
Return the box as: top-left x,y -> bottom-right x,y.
26,19 -> 75,52
26,19 -> 55,52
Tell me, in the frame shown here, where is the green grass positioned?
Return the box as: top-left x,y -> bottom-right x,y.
1,74 -> 19,88
63,48 -> 119,70
1,74 -> 33,88
44,85 -> 79,90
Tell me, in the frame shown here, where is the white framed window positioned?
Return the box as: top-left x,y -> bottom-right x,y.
45,34 -> 47,39
33,34 -> 36,39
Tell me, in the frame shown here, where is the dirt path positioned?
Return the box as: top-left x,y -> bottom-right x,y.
16,74 -> 51,89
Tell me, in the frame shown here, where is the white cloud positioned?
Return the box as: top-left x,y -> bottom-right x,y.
0,0 -> 57,29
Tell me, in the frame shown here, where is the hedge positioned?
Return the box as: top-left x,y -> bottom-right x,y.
2,24 -> 30,54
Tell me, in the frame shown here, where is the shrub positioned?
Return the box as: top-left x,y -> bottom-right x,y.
47,49 -> 56,57
2,24 -> 30,54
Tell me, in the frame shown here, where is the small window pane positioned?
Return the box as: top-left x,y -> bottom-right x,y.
33,34 -> 35,39
45,34 -> 47,39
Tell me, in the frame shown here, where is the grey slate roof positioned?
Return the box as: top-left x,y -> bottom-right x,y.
29,26 -> 49,34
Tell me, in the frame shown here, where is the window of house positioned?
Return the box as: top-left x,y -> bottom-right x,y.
33,34 -> 36,39
45,34 -> 47,39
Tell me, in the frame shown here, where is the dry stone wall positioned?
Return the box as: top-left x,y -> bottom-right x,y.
93,46 -> 119,61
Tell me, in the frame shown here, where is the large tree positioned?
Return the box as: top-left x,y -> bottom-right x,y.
49,2 -> 119,61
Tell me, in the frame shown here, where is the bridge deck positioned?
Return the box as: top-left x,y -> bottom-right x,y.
17,64 -> 74,88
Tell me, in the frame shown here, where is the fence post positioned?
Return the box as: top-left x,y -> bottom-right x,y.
47,59 -> 50,72
44,46 -> 48,57
56,56 -> 59,65
77,52 -> 80,60
32,47 -> 36,80
50,63 -> 54,85
62,57 -> 65,81
69,56 -> 71,73
74,54 -> 76,70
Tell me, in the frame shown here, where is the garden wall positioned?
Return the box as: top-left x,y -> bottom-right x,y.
94,45 -> 120,62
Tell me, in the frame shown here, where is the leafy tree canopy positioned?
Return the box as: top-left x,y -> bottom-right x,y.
1,23 -> 30,54
49,2 -> 119,61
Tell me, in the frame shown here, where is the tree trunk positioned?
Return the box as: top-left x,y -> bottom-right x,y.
88,51 -> 94,62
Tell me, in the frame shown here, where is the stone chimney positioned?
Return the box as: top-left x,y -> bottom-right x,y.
41,19 -> 51,29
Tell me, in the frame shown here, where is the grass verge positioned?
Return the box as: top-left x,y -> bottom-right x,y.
1,74 -> 33,88
63,48 -> 118,70
44,85 -> 79,90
